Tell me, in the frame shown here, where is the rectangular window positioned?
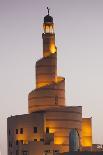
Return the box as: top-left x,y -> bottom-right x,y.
16,150 -> 19,155
45,150 -> 50,153
21,140 -> 23,144
40,138 -> 44,142
46,127 -> 49,133
16,140 -> 18,145
9,141 -> 10,147
16,129 -> 18,134
20,128 -> 23,134
34,139 -> 37,141
22,151 -> 28,155
9,129 -> 10,135
33,127 -> 37,133
54,150 -> 59,153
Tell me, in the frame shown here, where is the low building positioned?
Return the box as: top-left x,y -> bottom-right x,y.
7,107 -> 82,154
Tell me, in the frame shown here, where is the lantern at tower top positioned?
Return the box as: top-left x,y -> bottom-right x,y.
43,7 -> 54,34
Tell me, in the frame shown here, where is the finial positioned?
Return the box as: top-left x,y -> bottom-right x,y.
47,7 -> 50,15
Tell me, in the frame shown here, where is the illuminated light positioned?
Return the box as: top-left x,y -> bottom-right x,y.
81,118 -> 92,147
49,128 -> 56,133
54,137 -> 64,145
23,140 -> 28,144
36,77 -> 64,88
37,82 -> 49,88
50,25 -> 54,33
46,26 -> 50,33
44,52 -> 51,57
16,134 -> 26,141
82,126 -> 92,136
43,23 -> 54,34
82,137 -> 92,147
50,44 -> 56,53
55,77 -> 64,83
16,133 -> 29,143
43,24 -> 50,33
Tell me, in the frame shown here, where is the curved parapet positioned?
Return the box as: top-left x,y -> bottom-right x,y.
36,52 -> 57,88
28,70 -> 65,113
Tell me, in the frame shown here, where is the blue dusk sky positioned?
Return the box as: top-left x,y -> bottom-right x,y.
0,0 -> 103,154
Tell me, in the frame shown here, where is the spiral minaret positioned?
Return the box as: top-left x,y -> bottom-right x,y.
28,9 -> 65,113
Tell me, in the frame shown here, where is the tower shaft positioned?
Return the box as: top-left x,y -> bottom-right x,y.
28,12 -> 65,113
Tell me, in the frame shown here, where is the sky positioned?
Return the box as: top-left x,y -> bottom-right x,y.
0,0 -> 103,154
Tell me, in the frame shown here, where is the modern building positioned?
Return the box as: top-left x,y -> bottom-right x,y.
7,9 -> 93,155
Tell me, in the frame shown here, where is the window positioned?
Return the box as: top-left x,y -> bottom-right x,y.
9,141 -> 11,147
23,140 -> 28,144
46,127 -> 49,133
16,140 -> 18,145
33,127 -> 37,133
16,129 -> 18,134
40,138 -> 44,142
21,140 -> 23,144
34,139 -> 37,141
45,150 -> 50,153
16,150 -> 19,155
54,150 -> 59,153
20,128 -> 23,134
9,129 -> 10,135
22,151 -> 28,155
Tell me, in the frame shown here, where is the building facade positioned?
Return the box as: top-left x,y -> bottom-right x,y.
7,9 -> 93,155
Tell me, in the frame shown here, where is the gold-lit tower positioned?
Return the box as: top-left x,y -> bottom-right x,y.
28,8 -> 65,113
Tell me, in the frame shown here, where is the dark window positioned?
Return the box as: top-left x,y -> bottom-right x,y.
22,151 -> 28,155
54,150 -> 59,153
40,138 -> 44,142
55,96 -> 58,105
16,129 -> 18,134
46,127 -> 49,133
20,128 -> 23,134
21,140 -> 23,144
16,140 -> 18,145
34,139 -> 37,141
16,150 -> 19,155
45,150 -> 50,153
34,127 -> 37,133
9,129 -> 10,135
9,141 -> 10,147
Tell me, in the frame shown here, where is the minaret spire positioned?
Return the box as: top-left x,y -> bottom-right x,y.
47,7 -> 50,15
28,11 -> 65,113
43,9 -> 56,56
